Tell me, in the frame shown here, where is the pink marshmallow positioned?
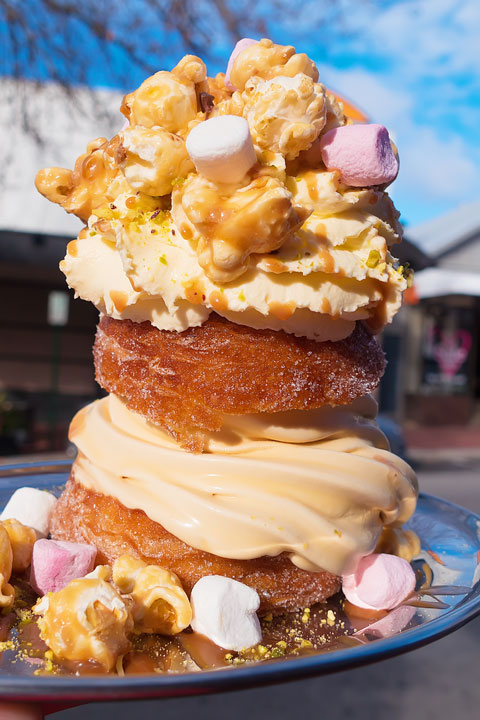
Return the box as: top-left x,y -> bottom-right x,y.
225,38 -> 258,91
30,539 -> 97,595
320,124 -> 398,187
342,553 -> 416,611
354,605 -> 416,642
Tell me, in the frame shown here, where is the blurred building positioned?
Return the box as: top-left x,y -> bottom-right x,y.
397,201 -> 480,435
0,79 -> 122,453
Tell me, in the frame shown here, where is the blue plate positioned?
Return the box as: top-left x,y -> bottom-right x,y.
0,460 -> 479,702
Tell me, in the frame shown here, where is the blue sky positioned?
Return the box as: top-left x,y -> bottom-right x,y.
1,0 -> 479,227
304,0 -> 480,227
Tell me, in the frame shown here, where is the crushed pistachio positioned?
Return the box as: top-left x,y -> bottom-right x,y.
0,640 -> 15,652
16,608 -> 34,627
301,607 -> 311,624
366,249 -> 381,268
171,177 -> 186,188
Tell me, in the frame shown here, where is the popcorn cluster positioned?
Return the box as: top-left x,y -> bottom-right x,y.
34,565 -> 133,671
112,555 -> 192,635
36,37 -> 405,342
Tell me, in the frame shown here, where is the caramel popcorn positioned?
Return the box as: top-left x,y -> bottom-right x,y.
118,126 -> 194,196
0,524 -> 14,608
376,528 -> 421,562
201,73 -> 233,105
172,173 -> 309,282
2,519 -> 36,574
35,136 -> 130,222
324,92 -> 347,133
210,90 -> 245,119
121,55 -> 206,133
242,74 -> 326,160
33,566 -> 133,671
229,38 -> 319,92
286,168 -> 377,216
172,54 -> 207,85
112,555 -> 192,635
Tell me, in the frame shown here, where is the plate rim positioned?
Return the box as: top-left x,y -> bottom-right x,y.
0,460 -> 479,701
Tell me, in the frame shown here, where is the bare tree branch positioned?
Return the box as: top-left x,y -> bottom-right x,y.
0,0 -> 377,153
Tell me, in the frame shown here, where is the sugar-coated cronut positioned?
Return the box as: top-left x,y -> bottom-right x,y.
190,576 -> 262,651
94,315 -> 385,452
320,124 -> 398,187
30,539 -> 97,595
50,478 -> 342,614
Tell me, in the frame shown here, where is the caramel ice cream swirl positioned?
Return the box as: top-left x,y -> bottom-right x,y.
70,394 -> 418,577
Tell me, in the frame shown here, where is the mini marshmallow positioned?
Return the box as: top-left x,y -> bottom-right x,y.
190,575 -> 262,651
225,38 -> 258,91
320,124 -> 398,187
342,553 -> 416,611
30,539 -> 97,595
186,115 -> 256,184
1,487 -> 57,537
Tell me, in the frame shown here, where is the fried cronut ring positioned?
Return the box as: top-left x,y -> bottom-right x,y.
94,315 -> 385,451
50,478 -> 341,614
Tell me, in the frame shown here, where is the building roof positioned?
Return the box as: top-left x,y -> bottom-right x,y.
414,267 -> 480,299
0,78 -> 123,238
407,200 -> 480,258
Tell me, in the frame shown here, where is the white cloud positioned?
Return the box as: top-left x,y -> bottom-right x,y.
318,64 -> 480,224
319,65 -> 413,129
363,0 -> 480,78
399,127 -> 479,200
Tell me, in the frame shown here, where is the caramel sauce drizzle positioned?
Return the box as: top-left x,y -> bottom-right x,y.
110,290 -> 129,313
67,240 -> 78,258
183,281 -> 206,305
262,257 -> 287,274
268,300 -> 296,321
208,291 -> 228,312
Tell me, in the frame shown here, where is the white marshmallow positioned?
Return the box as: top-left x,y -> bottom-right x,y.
186,115 -> 256,184
1,487 -> 57,537
190,575 -> 262,651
